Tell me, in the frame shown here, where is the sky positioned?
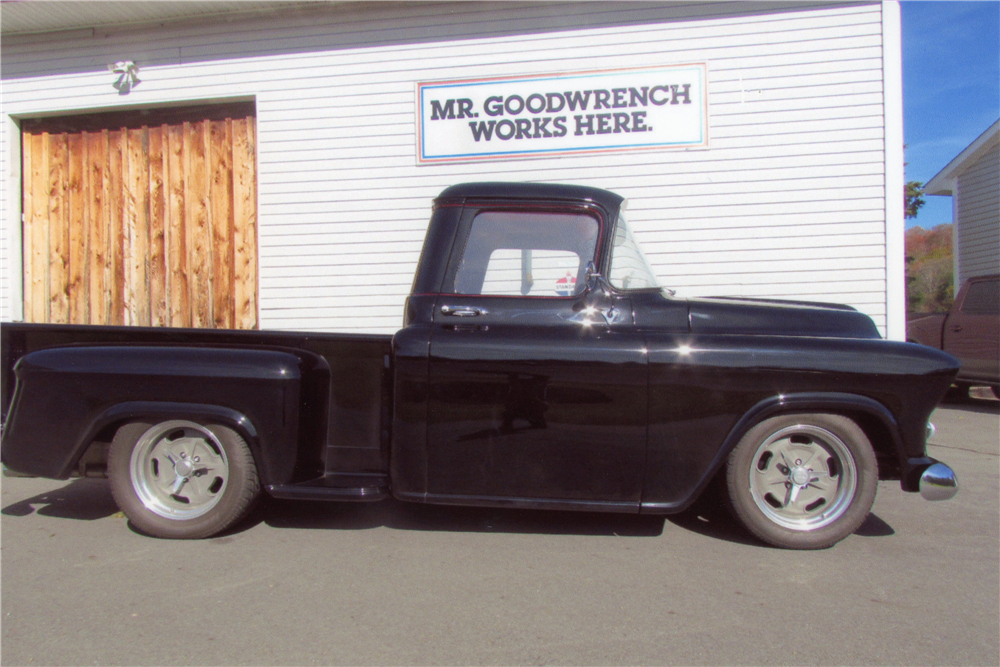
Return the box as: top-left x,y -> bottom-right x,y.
901,1 -> 1000,229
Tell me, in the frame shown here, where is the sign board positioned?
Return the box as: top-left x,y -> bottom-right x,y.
416,64 -> 708,164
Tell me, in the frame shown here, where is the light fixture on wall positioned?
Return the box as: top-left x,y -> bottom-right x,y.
108,60 -> 140,94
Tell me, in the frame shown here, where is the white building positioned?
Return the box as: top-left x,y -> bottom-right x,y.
924,119 -> 1000,284
0,1 -> 907,337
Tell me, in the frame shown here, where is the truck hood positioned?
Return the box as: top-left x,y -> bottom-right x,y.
686,296 -> 881,339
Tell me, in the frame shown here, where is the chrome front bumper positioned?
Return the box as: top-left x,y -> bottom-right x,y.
919,462 -> 959,501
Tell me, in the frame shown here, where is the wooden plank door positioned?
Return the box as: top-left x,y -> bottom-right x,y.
21,108 -> 257,329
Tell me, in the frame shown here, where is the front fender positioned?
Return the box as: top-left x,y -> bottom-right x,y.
641,392 -> 906,514
723,392 -> 904,461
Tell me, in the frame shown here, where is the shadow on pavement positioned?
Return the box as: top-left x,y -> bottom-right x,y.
664,497 -> 762,547
1,478 -> 119,521
665,496 -> 896,546
2,476 -> 898,546
854,512 -> 896,537
260,489 -> 872,548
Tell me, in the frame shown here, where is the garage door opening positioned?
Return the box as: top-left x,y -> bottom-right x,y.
20,102 -> 258,329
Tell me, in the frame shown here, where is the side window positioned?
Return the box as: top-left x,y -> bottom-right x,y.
452,211 -> 600,297
608,213 -> 660,290
961,279 -> 999,315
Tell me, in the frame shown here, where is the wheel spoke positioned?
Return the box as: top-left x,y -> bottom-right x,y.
150,451 -> 176,484
179,475 -> 204,505
153,468 -> 176,496
809,468 -> 832,486
778,449 -> 794,470
186,440 -> 206,473
157,444 -> 181,469
755,459 -> 787,488
192,471 -> 224,504
190,439 -> 223,475
175,435 -> 201,460
171,474 -> 188,494
794,482 -> 824,507
786,483 -> 802,506
800,449 -> 819,468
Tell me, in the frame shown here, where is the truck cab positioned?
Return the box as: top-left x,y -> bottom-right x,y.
395,182 -> 658,510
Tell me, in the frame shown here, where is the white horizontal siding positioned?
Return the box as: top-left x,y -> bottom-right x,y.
956,143 -> 1000,282
1,1 -> 892,334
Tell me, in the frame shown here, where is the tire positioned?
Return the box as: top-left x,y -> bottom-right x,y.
108,420 -> 260,539
725,413 -> 878,550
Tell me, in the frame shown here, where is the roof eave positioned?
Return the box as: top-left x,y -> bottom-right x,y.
924,119 -> 1000,196
0,1 -> 330,37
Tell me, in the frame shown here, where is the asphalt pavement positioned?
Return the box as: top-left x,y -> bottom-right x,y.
2,395 -> 998,666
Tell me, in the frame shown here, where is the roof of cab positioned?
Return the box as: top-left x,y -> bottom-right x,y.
435,182 -> 624,212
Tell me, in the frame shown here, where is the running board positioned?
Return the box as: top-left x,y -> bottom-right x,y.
266,473 -> 389,501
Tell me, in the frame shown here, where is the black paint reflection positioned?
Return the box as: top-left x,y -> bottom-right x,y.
426,323 -> 647,504
501,373 -> 549,431
448,373 -> 551,441
441,373 -> 618,442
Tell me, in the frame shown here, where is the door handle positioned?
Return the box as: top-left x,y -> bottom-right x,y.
440,305 -> 488,317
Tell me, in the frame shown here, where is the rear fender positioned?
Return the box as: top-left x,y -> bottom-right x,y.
0,346 -> 323,486
70,401 -> 259,477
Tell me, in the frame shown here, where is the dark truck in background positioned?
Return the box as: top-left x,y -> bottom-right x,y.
1,182 -> 960,549
907,274 -> 1000,398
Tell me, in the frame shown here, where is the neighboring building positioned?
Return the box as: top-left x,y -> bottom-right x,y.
0,1 -> 908,337
924,119 -> 1000,284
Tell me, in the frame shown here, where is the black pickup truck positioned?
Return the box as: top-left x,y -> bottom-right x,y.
1,182 -> 960,549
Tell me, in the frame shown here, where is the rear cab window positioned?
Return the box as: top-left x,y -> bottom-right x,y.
961,278 -> 999,315
452,210 -> 600,297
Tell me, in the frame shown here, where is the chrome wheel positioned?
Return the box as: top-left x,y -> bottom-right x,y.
748,424 -> 857,531
129,420 -> 230,520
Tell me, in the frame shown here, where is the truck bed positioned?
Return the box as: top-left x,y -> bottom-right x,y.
1,322 -> 393,486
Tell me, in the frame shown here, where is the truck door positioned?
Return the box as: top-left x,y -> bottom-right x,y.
423,205 -> 648,509
944,276 -> 1000,383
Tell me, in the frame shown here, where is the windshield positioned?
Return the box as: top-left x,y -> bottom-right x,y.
608,211 -> 661,290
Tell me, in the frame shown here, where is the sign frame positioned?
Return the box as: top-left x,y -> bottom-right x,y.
416,64 -> 709,164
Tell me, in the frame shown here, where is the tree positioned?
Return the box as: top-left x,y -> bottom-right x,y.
905,180 -> 925,219
905,224 -> 954,313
